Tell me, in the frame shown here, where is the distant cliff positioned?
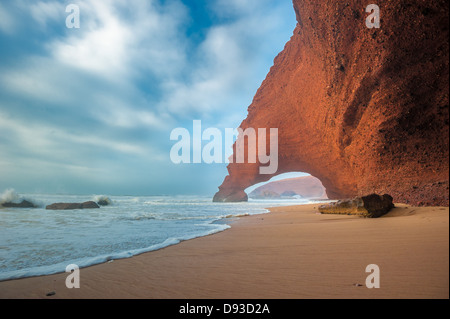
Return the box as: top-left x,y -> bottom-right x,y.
249,176 -> 326,199
214,0 -> 449,206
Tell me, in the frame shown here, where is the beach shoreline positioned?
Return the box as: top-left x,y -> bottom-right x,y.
0,203 -> 448,299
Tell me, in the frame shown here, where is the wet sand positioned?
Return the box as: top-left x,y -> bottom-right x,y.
0,204 -> 448,299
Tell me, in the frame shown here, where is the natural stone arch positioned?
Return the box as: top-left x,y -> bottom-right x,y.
213,0 -> 449,206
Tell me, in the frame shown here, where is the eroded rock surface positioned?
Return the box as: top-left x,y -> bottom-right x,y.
214,0 -> 449,206
319,194 -> 395,218
46,201 -> 100,210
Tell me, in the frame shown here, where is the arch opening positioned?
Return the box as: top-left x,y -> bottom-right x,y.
244,172 -> 328,200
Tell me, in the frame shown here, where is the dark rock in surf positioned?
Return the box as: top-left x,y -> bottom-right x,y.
97,199 -> 111,206
1,200 -> 37,208
46,201 -> 100,210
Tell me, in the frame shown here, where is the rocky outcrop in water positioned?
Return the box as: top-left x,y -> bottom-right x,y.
1,200 -> 36,208
94,195 -> 112,206
214,0 -> 449,206
46,201 -> 100,210
97,199 -> 110,206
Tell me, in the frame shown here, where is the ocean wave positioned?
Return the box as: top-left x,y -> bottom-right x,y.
0,195 -> 306,282
118,213 -> 157,221
223,213 -> 250,218
0,189 -> 41,208
0,189 -> 20,204
117,212 -> 217,222
0,222 -> 230,282
92,195 -> 112,206
114,197 -> 141,204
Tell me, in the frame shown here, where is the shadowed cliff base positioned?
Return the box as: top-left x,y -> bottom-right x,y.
214,0 -> 449,206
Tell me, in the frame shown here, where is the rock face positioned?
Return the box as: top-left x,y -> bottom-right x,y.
46,201 -> 100,210
214,0 -> 449,206
1,200 -> 36,208
319,194 -> 395,218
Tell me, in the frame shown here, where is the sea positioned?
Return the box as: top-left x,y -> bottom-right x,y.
0,191 -> 322,281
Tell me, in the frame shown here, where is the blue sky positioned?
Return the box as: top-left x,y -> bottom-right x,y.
0,0 -> 296,196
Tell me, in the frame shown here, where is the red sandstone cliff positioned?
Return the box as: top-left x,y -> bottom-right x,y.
214,0 -> 449,206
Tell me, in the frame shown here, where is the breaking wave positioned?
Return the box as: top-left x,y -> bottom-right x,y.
93,195 -> 112,206
0,189 -> 40,207
0,189 -> 20,204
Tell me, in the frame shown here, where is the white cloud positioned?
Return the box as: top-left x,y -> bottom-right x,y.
1,0 -> 294,121
50,0 -> 188,80
159,1 -> 295,117
0,2 -> 16,34
0,110 -> 168,192
0,112 -> 161,160
0,0 -> 67,34
90,93 -> 171,129
51,1 -> 133,77
0,0 -> 296,193
0,54 -> 172,131
29,1 -> 65,28
1,59 -> 69,104
160,26 -> 253,115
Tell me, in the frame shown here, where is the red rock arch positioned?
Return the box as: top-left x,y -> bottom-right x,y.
214,0 -> 449,206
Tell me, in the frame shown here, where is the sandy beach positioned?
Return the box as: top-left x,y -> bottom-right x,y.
0,203 -> 448,299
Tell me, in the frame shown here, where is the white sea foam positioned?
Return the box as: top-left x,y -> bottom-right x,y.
0,194 -> 320,281
0,222 -> 230,281
0,189 -> 20,204
93,195 -> 113,206
0,188 -> 40,207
